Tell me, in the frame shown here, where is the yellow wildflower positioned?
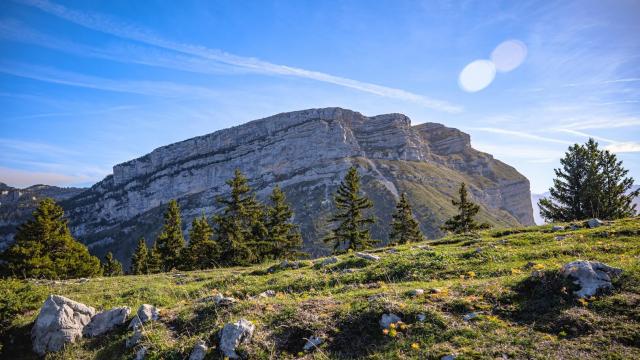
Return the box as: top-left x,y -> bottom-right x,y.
389,323 -> 397,329
467,271 -> 476,278
389,329 -> 398,337
532,263 -> 545,270
411,343 -> 420,350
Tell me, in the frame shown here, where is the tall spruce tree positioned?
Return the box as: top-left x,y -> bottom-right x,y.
156,200 -> 185,271
539,138 -> 638,221
264,186 -> 303,260
389,192 -> 424,245
1,198 -> 102,279
213,169 -> 265,266
441,183 -> 490,234
184,215 -> 218,270
130,238 -> 148,275
102,252 -> 123,276
325,166 -> 376,253
147,241 -> 162,274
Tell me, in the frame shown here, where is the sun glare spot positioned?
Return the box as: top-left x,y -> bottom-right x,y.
491,40 -> 528,72
458,60 -> 496,92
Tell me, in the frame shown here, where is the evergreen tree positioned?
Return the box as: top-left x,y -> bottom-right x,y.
130,238 -> 148,275
441,183 -> 490,234
389,192 -> 424,245
102,252 -> 123,276
213,169 -> 265,266
155,200 -> 185,271
539,138 -> 638,221
325,166 -> 376,253
146,241 -> 162,274
183,215 -> 218,270
1,198 -> 102,279
264,186 -> 303,260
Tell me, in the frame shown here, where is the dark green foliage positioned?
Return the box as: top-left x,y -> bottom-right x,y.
389,192 -> 424,245
130,238 -> 148,275
155,200 -> 185,271
441,183 -> 490,234
1,198 -> 102,279
102,252 -> 123,276
183,215 -> 218,270
325,166 -> 376,253
146,241 -> 162,274
213,169 -> 266,266
539,138 -> 638,222
0,279 -> 47,329
264,186 -> 303,260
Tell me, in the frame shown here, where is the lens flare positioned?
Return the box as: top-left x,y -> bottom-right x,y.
491,40 -> 527,72
458,60 -> 496,92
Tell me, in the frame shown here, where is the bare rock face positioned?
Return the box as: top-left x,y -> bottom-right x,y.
0,108 -> 533,264
561,260 -> 623,298
31,295 -> 96,355
219,319 -> 255,359
83,306 -> 131,337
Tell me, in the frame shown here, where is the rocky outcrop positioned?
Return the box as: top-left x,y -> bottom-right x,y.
0,108 -> 534,264
561,260 -> 623,298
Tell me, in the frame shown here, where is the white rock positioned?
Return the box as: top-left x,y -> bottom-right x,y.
213,293 -> 237,306
386,248 -> 399,253
552,225 -> 565,231
554,235 -> 567,241
416,314 -> 427,322
31,295 -> 96,355
560,260 -> 622,298
83,306 -> 130,337
379,313 -> 401,329
587,218 -> 604,228
303,336 -> 323,351
219,318 -> 255,359
259,290 -> 276,298
408,289 -> 424,297
355,252 -> 381,261
189,339 -> 208,360
137,304 -> 159,323
463,312 -> 480,321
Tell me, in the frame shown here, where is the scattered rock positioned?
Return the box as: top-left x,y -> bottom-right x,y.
126,327 -> 143,348
317,256 -> 339,266
280,260 -> 302,269
386,248 -> 399,253
213,293 -> 237,306
416,314 -> 427,322
441,355 -> 457,360
341,268 -> 357,274
587,218 -> 604,228
463,312 -> 480,321
219,319 -> 255,359
560,260 -> 623,298
303,335 -> 323,351
128,304 -> 158,329
135,346 -> 147,360
569,224 -> 581,230
408,289 -> 424,297
83,306 -> 131,337
355,252 -> 381,261
258,290 -> 276,298
554,235 -> 567,241
552,225 -> 565,231
474,247 -> 483,253
379,313 -> 402,329
189,339 -> 208,360
31,295 -> 96,355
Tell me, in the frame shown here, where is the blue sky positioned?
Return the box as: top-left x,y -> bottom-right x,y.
0,0 -> 638,193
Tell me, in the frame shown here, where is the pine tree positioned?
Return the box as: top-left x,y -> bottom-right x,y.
539,138 -> 638,221
325,166 -> 376,253
1,198 -> 102,279
146,241 -> 162,274
184,215 -> 218,270
130,238 -> 148,275
389,192 -> 424,245
102,252 -> 123,276
155,200 -> 185,271
213,169 -> 264,266
441,183 -> 490,234
264,185 -> 303,260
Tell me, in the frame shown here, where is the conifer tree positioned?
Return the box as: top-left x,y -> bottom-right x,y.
146,241 -> 162,274
389,192 -> 424,245
441,183 -> 490,234
213,169 -> 264,266
130,238 -> 148,275
539,138 -> 638,221
325,166 -> 376,253
1,198 -> 102,279
102,252 -> 123,276
264,186 -> 303,260
156,200 -> 185,271
184,215 -> 218,270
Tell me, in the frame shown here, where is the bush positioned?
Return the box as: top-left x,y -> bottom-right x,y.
0,279 -> 47,329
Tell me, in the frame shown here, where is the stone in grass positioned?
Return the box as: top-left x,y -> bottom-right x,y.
83,306 -> 131,337
126,326 -> 143,348
213,293 -> 237,306
552,225 -> 565,231
416,314 -> 427,322
587,218 -> 604,228
441,355 -> 457,360
554,235 -> 567,241
303,336 -> 323,351
219,319 -> 255,359
560,260 -> 622,298
407,289 -> 425,297
379,313 -> 402,329
129,304 -> 159,329
355,252 -> 381,261
31,295 -> 96,355
189,339 -> 208,360
463,312 -> 480,321
259,290 -> 276,298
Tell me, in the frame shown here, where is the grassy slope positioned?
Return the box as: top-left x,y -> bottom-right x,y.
2,218 -> 639,359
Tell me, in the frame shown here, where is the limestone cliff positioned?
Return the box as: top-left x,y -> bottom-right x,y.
1,108 -> 534,263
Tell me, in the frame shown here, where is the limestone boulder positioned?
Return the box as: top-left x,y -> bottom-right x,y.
83,306 -> 130,337
561,260 -> 622,298
219,319 -> 255,359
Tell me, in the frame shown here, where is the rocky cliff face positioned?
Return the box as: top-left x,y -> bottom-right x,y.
1,108 -> 534,263
0,183 -> 85,250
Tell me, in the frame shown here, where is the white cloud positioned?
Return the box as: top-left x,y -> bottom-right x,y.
605,142 -> 640,153
466,127 -> 572,145
12,0 -> 462,113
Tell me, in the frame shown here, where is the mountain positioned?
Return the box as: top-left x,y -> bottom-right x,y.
0,183 -> 85,250
1,108 -> 534,264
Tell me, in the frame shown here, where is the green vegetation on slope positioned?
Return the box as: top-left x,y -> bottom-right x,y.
2,218 -> 639,359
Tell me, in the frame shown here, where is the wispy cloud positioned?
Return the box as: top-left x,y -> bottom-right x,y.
553,128 -> 617,143
560,116 -> 640,130
605,142 -> 640,153
466,127 -> 572,145
12,0 -> 462,113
